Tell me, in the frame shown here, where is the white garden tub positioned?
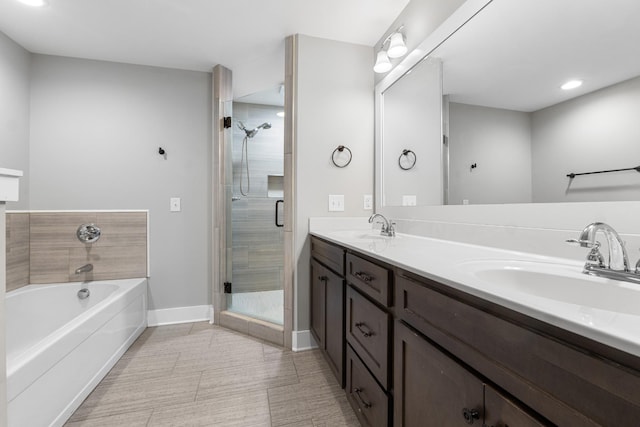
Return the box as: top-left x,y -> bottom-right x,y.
6,278 -> 147,427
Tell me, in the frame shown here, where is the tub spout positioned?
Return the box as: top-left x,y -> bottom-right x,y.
75,263 -> 93,274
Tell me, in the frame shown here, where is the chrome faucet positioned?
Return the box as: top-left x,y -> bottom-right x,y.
75,263 -> 94,275
368,213 -> 396,237
567,222 -> 640,284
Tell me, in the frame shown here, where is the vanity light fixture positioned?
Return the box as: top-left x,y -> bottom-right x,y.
16,0 -> 48,7
561,79 -> 583,90
374,51 -> 393,73
374,26 -> 408,73
276,111 -> 285,118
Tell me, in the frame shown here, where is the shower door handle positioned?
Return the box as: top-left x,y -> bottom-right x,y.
275,199 -> 284,227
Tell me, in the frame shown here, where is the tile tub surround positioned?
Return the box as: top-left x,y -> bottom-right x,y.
65,322 -> 359,426
5,211 -> 148,290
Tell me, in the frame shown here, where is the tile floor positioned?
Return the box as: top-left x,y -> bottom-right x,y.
65,322 -> 360,426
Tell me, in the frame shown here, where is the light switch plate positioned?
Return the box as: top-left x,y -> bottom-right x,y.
328,194 -> 345,212
170,197 -> 181,212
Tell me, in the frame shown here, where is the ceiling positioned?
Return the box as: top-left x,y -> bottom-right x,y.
0,0 -> 409,99
432,0 -> 640,112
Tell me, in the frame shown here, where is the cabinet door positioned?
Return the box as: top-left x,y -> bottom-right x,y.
310,259 -> 326,349
484,385 -> 549,427
325,266 -> 345,386
394,321 -> 484,427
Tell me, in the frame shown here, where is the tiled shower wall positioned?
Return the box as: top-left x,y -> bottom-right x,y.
231,102 -> 284,293
5,211 -> 147,292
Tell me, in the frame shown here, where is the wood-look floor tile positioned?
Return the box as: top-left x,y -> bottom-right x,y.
64,409 -> 152,426
68,372 -> 202,422
196,357 -> 298,401
102,352 -> 179,384
124,326 -> 212,359
292,349 -> 334,377
147,389 -> 270,427
267,383 -> 311,427
68,323 -> 360,427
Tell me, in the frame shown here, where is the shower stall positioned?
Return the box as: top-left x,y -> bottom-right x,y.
226,101 -> 285,325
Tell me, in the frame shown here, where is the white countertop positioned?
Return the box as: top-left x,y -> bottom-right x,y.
310,228 -> 640,359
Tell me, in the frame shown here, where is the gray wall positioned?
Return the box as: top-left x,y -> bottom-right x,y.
0,32 -> 30,210
28,55 -> 211,310
532,75 -> 640,202
383,58 -> 443,206
295,35 -> 374,331
448,102 -> 532,204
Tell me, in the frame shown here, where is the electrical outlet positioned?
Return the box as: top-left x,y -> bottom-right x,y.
170,197 -> 181,212
363,194 -> 373,210
328,194 -> 345,212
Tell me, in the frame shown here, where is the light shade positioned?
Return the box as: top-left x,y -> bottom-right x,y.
374,51 -> 392,73
387,32 -> 407,58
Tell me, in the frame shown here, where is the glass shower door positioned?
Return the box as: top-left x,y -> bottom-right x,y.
225,98 -> 285,325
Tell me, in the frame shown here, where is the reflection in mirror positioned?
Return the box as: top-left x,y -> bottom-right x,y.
381,57 -> 443,207
378,0 -> 640,206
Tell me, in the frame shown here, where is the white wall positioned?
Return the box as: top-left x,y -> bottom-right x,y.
448,102 -> 532,204
532,75 -> 640,202
0,32 -> 30,210
28,55 -> 212,310
295,35 -> 374,331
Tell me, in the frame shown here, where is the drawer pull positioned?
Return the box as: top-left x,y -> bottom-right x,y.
355,322 -> 374,338
462,408 -> 480,424
318,275 -> 328,282
354,271 -> 374,282
354,387 -> 372,409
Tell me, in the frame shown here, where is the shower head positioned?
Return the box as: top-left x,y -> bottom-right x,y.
238,121 -> 272,138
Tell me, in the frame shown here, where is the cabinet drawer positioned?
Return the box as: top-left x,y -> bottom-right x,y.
311,236 -> 345,274
484,385 -> 548,427
346,285 -> 391,389
347,345 -> 390,427
346,253 -> 392,307
396,273 -> 640,426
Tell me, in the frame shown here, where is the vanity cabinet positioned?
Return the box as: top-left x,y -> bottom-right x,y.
310,237 -> 346,386
394,320 -> 545,427
310,234 -> 640,427
396,270 -> 640,427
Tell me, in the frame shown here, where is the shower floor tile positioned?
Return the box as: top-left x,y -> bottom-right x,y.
65,322 -> 360,427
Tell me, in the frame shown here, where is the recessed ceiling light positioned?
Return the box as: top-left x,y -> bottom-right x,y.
561,80 -> 583,90
16,0 -> 48,7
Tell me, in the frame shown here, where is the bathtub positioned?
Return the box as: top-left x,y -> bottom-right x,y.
6,278 -> 147,427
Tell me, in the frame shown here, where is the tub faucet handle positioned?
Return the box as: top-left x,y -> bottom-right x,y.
75,263 -> 94,275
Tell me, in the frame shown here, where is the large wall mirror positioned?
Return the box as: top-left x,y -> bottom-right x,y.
376,0 -> 640,208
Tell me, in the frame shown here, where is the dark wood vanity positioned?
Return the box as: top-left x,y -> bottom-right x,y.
310,235 -> 640,427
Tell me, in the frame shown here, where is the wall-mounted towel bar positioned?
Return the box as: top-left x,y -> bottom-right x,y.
566,165 -> 640,179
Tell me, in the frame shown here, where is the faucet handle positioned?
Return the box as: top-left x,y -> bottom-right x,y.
566,238 -> 599,248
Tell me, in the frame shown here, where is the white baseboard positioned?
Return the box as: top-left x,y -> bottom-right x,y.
147,305 -> 213,327
292,330 -> 318,352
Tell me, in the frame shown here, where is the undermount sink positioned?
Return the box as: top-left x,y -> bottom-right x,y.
328,230 -> 395,241
456,260 -> 640,315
